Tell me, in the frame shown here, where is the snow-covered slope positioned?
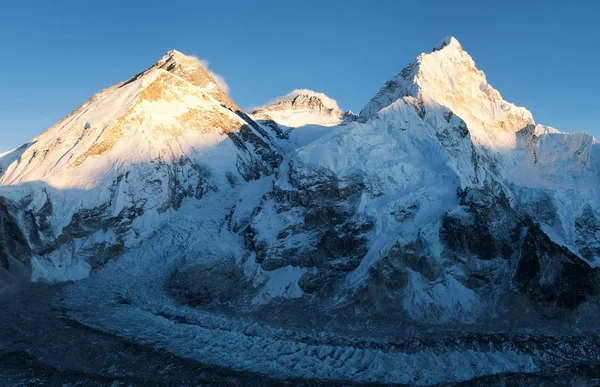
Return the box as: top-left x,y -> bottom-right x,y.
0,49 -> 282,280
0,50 -> 279,188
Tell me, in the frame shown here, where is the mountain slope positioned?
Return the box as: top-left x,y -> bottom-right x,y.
0,50 -> 282,280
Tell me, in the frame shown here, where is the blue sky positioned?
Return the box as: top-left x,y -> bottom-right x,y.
1,0 -> 598,151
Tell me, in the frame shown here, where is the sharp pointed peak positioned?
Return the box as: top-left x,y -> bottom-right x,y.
166,48 -> 185,56
159,49 -> 197,64
431,36 -> 463,52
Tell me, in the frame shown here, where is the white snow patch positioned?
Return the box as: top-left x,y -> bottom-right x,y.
31,254 -> 91,282
403,270 -> 482,323
255,110 -> 343,128
252,265 -> 307,305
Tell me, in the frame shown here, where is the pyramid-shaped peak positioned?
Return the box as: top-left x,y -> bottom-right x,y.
158,49 -> 199,65
432,36 -> 463,52
149,49 -> 236,109
360,35 -> 534,150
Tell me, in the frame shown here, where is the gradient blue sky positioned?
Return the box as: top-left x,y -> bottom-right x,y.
1,0 -> 598,151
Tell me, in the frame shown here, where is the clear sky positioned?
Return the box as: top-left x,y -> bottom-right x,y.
1,0 -> 598,151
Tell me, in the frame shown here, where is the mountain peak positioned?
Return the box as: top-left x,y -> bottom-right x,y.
148,49 -> 236,110
360,36 -> 534,150
272,90 -> 340,111
432,36 -> 462,52
252,89 -> 342,114
158,49 -> 203,68
251,89 -> 349,127
165,49 -> 187,58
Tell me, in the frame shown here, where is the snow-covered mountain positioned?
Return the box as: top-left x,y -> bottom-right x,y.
2,37 -> 600,385
0,49 -> 282,280
251,89 -> 357,129
238,36 -> 600,324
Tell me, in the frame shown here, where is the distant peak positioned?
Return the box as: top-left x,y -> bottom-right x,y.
432,36 -> 462,52
253,89 -> 342,113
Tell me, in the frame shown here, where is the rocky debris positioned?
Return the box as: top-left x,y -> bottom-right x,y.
167,253 -> 252,307
358,239 -> 443,318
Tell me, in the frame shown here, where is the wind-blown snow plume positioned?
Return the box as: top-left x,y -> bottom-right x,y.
191,56 -> 230,95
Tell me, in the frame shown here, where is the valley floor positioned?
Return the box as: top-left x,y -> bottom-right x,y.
2,192 -> 599,386
0,282 -> 339,386
3,282 -> 600,386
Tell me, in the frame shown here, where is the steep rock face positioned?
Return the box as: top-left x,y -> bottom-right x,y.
575,206 -> 600,263
0,197 -> 31,269
515,221 -> 598,312
0,50 -> 282,279
241,161 -> 373,297
153,50 -> 236,110
239,97 -> 484,322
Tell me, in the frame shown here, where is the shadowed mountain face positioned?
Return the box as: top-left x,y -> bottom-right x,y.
1,38 -> 600,385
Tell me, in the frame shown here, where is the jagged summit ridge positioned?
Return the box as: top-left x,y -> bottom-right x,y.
251,89 -> 353,127
253,89 -> 342,113
239,36 -> 600,329
253,93 -> 341,115
0,49 -> 277,187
